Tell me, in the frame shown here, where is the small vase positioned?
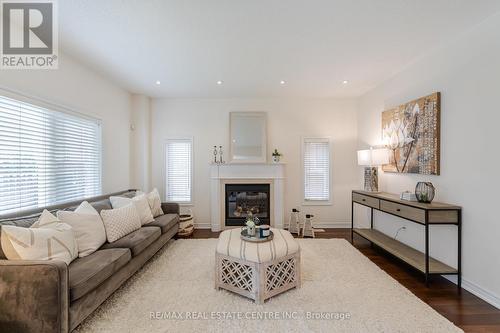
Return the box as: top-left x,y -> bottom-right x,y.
415,182 -> 435,203
247,225 -> 256,236
272,155 -> 280,163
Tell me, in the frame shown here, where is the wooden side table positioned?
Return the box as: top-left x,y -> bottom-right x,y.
351,190 -> 462,289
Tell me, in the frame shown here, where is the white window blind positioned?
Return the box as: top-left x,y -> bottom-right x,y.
0,94 -> 102,215
303,138 -> 330,202
165,139 -> 192,203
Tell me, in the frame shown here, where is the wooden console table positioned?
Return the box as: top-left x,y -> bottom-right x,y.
351,190 -> 462,288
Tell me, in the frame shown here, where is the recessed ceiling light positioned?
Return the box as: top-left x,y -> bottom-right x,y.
342,80 -> 349,85
217,80 -> 223,85
155,80 -> 161,85
280,80 -> 286,85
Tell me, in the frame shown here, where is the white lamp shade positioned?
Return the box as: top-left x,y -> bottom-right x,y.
357,148 -> 389,166
357,150 -> 372,166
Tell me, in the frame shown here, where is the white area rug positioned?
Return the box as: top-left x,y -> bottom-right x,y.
75,239 -> 462,333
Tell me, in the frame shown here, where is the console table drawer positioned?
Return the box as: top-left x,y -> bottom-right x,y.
380,200 -> 425,223
352,193 -> 379,209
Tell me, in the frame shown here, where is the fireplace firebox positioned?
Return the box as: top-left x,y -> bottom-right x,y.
225,184 -> 270,226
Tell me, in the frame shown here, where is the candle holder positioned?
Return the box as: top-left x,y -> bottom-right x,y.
213,146 -> 218,164
218,146 -> 224,164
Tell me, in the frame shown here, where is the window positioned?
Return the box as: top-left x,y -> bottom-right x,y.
0,93 -> 101,215
303,137 -> 330,203
165,138 -> 193,204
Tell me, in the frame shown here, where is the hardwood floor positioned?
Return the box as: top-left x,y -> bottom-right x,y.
190,228 -> 500,333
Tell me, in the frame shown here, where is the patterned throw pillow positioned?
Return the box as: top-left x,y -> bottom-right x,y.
0,210 -> 78,265
57,201 -> 107,257
136,188 -> 164,218
100,204 -> 141,243
110,195 -> 154,225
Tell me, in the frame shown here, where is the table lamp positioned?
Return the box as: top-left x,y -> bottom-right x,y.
357,147 -> 389,192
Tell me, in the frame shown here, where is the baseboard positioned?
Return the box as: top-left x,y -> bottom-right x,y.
444,275 -> 500,309
194,222 -> 351,229
194,223 -> 212,229
314,222 -> 351,229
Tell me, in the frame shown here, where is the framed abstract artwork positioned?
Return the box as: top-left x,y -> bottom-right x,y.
382,92 -> 440,175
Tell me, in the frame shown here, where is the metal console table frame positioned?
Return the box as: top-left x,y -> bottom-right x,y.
351,190 -> 462,289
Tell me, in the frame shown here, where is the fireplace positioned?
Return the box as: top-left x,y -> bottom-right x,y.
225,184 -> 270,226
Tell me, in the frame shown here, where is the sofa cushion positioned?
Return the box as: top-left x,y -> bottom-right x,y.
144,214 -> 179,234
100,204 -> 142,243
110,195 -> 154,226
57,201 -> 107,258
101,227 -> 161,257
136,189 -> 164,217
69,248 -> 131,302
1,210 -> 79,265
90,199 -> 112,213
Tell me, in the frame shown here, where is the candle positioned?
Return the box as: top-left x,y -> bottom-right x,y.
260,225 -> 270,238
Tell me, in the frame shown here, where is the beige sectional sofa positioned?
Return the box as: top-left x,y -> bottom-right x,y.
0,190 -> 179,333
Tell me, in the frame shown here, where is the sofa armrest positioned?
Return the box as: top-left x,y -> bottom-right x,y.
161,202 -> 180,215
0,259 -> 69,333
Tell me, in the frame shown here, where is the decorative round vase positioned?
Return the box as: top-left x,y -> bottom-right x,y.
415,182 -> 435,203
272,155 -> 280,163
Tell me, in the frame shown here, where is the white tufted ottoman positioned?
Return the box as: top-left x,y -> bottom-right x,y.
215,228 -> 301,304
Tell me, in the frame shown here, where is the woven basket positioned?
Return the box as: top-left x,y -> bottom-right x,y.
178,212 -> 194,237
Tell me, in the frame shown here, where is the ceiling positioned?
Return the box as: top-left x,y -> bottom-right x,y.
59,0 -> 500,98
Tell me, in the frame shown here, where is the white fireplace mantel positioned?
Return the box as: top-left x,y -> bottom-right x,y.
209,163 -> 285,231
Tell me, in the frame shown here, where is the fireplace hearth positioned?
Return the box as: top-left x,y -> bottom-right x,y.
225,184 -> 270,226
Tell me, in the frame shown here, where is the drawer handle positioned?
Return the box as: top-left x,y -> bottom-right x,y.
396,208 -> 401,212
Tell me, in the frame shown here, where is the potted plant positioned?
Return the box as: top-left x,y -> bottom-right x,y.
272,149 -> 282,163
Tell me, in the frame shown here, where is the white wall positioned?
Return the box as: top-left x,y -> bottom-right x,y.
151,98 -> 358,227
130,94 -> 152,191
356,13 -> 500,307
0,52 -> 131,193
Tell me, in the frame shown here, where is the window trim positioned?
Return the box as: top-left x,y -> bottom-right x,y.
301,136 -> 332,206
0,88 -> 103,214
164,137 -> 194,206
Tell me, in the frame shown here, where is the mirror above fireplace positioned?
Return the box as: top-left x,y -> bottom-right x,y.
229,112 -> 267,163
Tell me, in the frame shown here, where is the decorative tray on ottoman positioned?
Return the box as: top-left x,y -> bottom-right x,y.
240,228 -> 274,243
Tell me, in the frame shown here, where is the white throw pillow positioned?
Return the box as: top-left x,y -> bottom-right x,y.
100,204 -> 141,243
1,210 -> 78,265
57,201 -> 106,257
136,188 -> 164,218
110,195 -> 154,225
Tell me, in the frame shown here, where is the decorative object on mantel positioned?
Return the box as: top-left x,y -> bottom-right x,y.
286,208 -> 301,235
272,149 -> 282,163
302,214 -> 316,238
382,92 -> 441,175
415,182 -> 436,203
212,145 -> 225,164
218,146 -> 225,164
400,191 -> 418,202
357,147 -> 390,192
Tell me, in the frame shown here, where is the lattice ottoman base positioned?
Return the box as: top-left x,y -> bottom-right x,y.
215,251 -> 301,304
